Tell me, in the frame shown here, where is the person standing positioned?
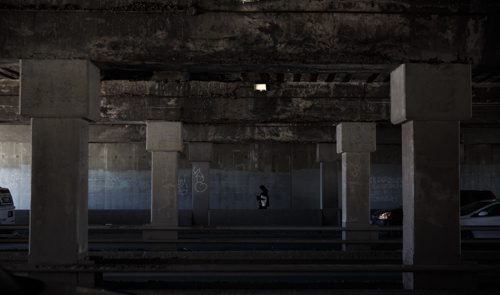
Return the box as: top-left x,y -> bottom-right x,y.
256,185 -> 270,209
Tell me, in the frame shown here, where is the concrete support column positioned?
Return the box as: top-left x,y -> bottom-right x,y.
336,123 -> 376,249
145,121 -> 183,241
189,142 -> 213,226
316,143 -> 340,225
30,118 -> 89,264
20,60 -> 100,266
151,151 -> 179,226
390,64 -> 472,290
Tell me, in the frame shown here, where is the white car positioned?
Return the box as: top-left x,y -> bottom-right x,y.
460,200 -> 500,238
0,187 -> 15,224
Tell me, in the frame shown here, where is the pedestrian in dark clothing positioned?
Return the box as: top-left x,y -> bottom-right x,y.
256,185 -> 270,209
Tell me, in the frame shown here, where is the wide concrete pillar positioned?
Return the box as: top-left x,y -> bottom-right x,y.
20,60 -> 100,266
391,64 -> 472,290
336,123 -> 376,249
145,121 -> 182,241
316,143 -> 340,225
189,142 -> 213,226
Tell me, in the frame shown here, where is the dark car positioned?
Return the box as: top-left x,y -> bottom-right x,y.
460,190 -> 496,207
371,190 -> 497,226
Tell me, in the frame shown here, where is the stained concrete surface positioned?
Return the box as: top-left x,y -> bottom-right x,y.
2,140 -> 500,211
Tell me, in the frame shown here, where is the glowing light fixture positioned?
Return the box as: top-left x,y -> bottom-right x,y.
254,83 -> 267,92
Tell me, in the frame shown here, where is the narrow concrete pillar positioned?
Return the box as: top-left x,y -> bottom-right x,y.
391,64 -> 472,290
316,143 -> 340,225
20,59 -> 100,266
151,151 -> 179,226
336,123 -> 376,249
145,121 -> 183,241
189,142 -> 213,226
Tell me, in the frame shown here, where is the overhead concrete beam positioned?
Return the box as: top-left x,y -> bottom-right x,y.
1,1 -> 500,13
20,60 -> 100,121
146,121 -> 183,152
0,124 -> 30,142
2,80 -> 499,124
390,64 -> 472,124
0,8 -> 493,66
3,123 -> 500,145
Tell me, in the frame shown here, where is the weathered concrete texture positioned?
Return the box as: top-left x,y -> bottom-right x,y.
184,124 -> 337,143
319,162 -> 339,209
392,63 -> 471,290
0,124 -> 30,142
2,78 -> 500,125
30,118 -> 88,265
89,124 -> 146,143
0,5 -> 494,65
89,123 -> 337,144
3,128 -> 500,215
191,162 -> 210,225
189,142 -> 213,225
209,169 -> 292,210
462,127 -> 500,144
336,122 -> 376,153
100,81 -> 389,123
207,143 -> 318,210
74,80 -> 500,125
146,121 -> 183,152
291,169 -> 320,210
370,145 -> 403,209
20,60 -> 100,120
390,64 -> 472,124
150,151 -> 178,226
189,142 -> 213,162
317,143 -> 340,222
461,144 -> 500,201
341,153 -> 371,236
177,168 -> 192,210
291,144 -> 320,209
146,121 -> 182,228
401,121 -> 461,289
337,122 -> 376,248
0,142 -> 31,208
87,124 -> 500,144
101,95 -> 180,121
316,143 -> 338,163
88,143 -> 150,209
0,79 -> 21,121
2,0 -> 499,13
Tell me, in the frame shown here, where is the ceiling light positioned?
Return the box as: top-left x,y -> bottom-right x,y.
254,84 -> 267,92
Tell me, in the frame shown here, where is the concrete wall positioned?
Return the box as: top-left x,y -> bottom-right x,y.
461,144 -> 500,198
0,142 -> 31,209
179,143 -> 320,210
371,145 -> 403,209
2,138 -> 500,211
89,143 -> 151,209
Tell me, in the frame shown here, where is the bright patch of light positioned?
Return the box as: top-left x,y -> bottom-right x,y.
378,212 -> 392,220
254,84 -> 267,91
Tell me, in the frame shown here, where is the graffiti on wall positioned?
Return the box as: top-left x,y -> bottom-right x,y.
193,166 -> 208,193
178,176 -> 189,198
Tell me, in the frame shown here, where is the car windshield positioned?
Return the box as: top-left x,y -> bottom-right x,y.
461,201 -> 495,216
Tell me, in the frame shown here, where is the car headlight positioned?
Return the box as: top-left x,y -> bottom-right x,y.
378,212 -> 392,220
